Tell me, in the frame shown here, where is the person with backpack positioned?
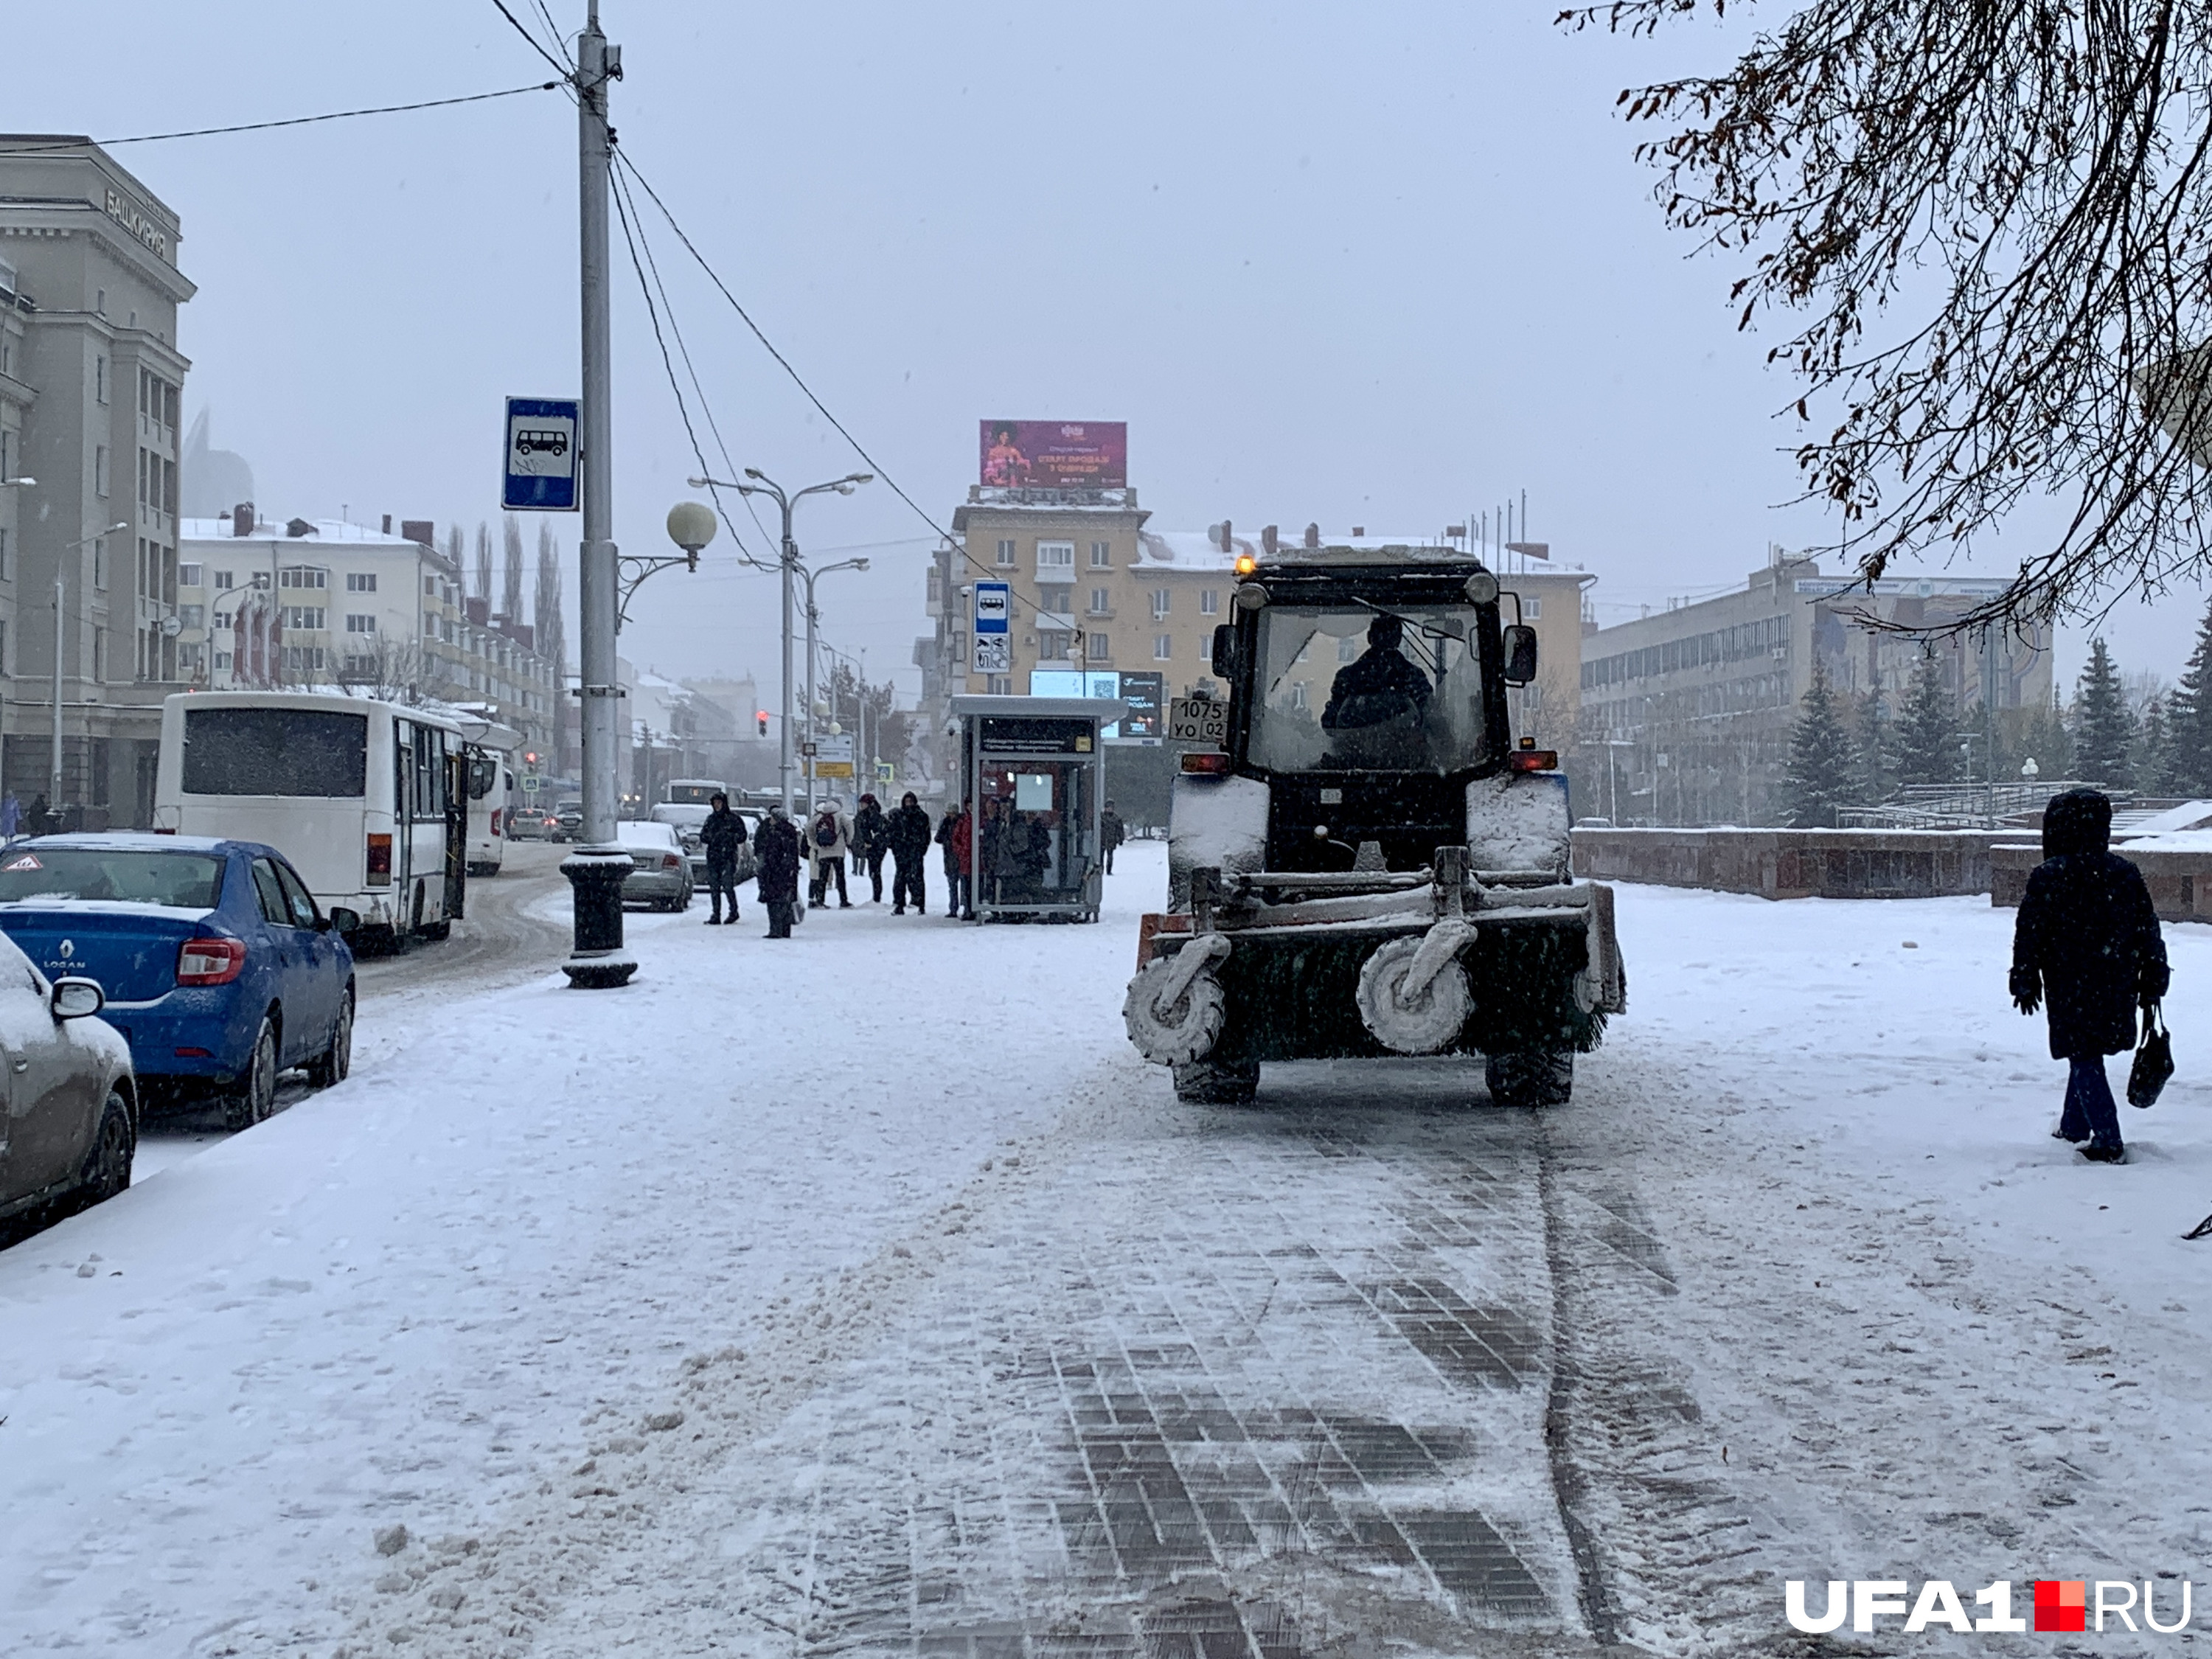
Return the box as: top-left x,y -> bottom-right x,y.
1099,799 -> 1126,874
807,797 -> 853,909
2011,787 -> 2170,1164
886,791 -> 932,914
756,804 -> 802,939
699,792 -> 749,925
851,793 -> 888,903
936,802 -> 973,919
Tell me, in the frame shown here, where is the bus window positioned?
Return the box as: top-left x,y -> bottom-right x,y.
413,724 -> 446,820
181,707 -> 368,797
466,754 -> 498,799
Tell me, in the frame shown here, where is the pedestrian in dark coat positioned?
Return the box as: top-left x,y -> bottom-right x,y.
936,804 -> 973,919
886,791 -> 932,914
756,804 -> 804,939
2011,787 -> 2169,1162
1099,799 -> 1126,875
852,793 -> 888,903
699,793 -> 749,925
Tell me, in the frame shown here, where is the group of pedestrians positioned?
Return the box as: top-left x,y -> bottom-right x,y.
701,788 -> 1071,938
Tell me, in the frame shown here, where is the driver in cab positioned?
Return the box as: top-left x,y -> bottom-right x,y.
1322,614 -> 1431,731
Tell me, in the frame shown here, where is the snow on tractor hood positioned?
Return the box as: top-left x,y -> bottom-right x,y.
1466,771 -> 1571,880
1167,773 -> 1269,910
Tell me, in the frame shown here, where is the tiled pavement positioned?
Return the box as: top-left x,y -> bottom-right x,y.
588,1062 -> 1607,1658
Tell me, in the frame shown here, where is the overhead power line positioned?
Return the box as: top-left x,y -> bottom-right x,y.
0,83 -> 563,156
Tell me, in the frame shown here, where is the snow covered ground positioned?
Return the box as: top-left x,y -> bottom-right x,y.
4,850 -> 2211,1656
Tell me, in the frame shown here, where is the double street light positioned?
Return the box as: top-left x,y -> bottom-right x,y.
685,469 -> 871,813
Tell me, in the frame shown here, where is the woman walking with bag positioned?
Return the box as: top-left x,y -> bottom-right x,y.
2011,787 -> 2170,1164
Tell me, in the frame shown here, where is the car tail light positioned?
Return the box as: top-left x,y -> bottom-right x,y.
366,832 -> 392,886
173,1046 -> 212,1058
663,853 -> 682,870
177,937 -> 246,987
1180,751 -> 1233,775
153,826 -> 176,835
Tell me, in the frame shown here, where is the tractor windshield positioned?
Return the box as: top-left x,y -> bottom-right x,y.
1248,605 -> 1490,774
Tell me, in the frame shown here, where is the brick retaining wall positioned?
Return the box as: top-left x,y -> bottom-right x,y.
1569,827 -> 2016,900
1990,842 -> 2212,922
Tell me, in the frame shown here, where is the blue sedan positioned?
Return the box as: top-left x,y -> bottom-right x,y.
0,834 -> 357,1129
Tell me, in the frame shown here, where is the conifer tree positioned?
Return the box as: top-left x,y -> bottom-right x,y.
2166,599 -> 2212,795
1784,664 -> 1858,827
1855,690 -> 1893,804
1894,651 -> 1961,787
2070,637 -> 2135,786
2135,696 -> 2173,796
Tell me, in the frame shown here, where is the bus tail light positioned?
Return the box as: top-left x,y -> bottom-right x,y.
1507,748 -> 1559,773
176,938 -> 246,987
1180,751 -> 1233,776
366,833 -> 393,886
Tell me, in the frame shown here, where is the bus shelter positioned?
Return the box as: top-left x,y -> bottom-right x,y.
949,695 -> 1124,923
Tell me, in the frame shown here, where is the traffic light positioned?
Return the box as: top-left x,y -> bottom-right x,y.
524,751 -> 539,766
757,711 -> 769,737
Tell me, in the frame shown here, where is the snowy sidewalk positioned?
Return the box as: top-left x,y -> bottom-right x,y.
8,858 -> 2212,1657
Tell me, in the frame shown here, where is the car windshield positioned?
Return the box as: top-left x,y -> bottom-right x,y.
0,848 -> 226,908
1248,605 -> 1489,774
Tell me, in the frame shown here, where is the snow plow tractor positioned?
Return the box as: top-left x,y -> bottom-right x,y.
1123,543 -> 1626,1107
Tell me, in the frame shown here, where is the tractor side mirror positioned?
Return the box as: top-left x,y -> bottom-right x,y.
1211,623 -> 1237,681
1503,624 -> 1539,686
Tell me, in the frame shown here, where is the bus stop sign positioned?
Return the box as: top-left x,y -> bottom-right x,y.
503,397 -> 580,511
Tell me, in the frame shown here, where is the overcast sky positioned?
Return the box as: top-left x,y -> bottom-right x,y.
14,2 -> 2198,703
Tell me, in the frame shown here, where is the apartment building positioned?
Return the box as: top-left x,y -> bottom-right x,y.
178,509 -> 560,759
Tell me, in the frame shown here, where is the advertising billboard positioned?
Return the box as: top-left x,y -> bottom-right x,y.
980,420 -> 1127,490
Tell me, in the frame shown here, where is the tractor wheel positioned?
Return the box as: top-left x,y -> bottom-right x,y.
1484,1051 -> 1574,1108
1172,1060 -> 1260,1105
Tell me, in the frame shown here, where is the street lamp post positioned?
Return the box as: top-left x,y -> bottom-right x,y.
53,522 -> 128,823
800,557 -> 870,808
560,0 -> 634,990
685,470 -> 869,813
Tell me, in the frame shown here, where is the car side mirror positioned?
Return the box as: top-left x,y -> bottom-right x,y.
50,976 -> 104,1020
1211,623 -> 1237,681
1503,624 -> 1539,686
326,906 -> 361,934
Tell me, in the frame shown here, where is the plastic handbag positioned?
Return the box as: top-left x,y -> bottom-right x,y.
2129,1003 -> 2174,1109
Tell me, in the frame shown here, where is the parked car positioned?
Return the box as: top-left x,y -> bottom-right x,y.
646,803 -> 760,887
0,925 -> 136,1231
0,835 -> 357,1130
616,820 -> 694,911
554,798 -> 584,841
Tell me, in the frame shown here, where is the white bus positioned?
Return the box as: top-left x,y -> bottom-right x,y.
154,690 -> 467,945
464,750 -> 514,877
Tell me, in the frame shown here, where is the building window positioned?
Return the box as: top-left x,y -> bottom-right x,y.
282,606 -> 327,630
179,604 -> 204,629
995,538 -> 1015,567
93,627 -> 105,681
93,538 -> 106,589
1090,540 -> 1112,568
1526,596 -> 1543,620
347,571 -> 378,592
215,650 -> 232,671
1088,588 -> 1110,614
986,675 -> 1013,695
1154,634 -> 1172,661
346,613 -> 377,633
1038,631 -> 1071,660
1291,680 -> 1310,711
95,355 -> 108,405
1037,540 -> 1075,572
1150,587 -> 1171,619
94,445 -> 109,497
1200,589 -> 1219,616
279,566 -> 328,589
425,574 -> 437,596
1338,635 -> 1359,663
0,527 -> 8,582
178,562 -> 202,588
1088,633 -> 1110,661
212,569 -> 234,590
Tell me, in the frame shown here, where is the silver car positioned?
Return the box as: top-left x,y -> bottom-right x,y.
0,928 -> 138,1234
617,819 -> 695,911
649,803 -> 758,887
